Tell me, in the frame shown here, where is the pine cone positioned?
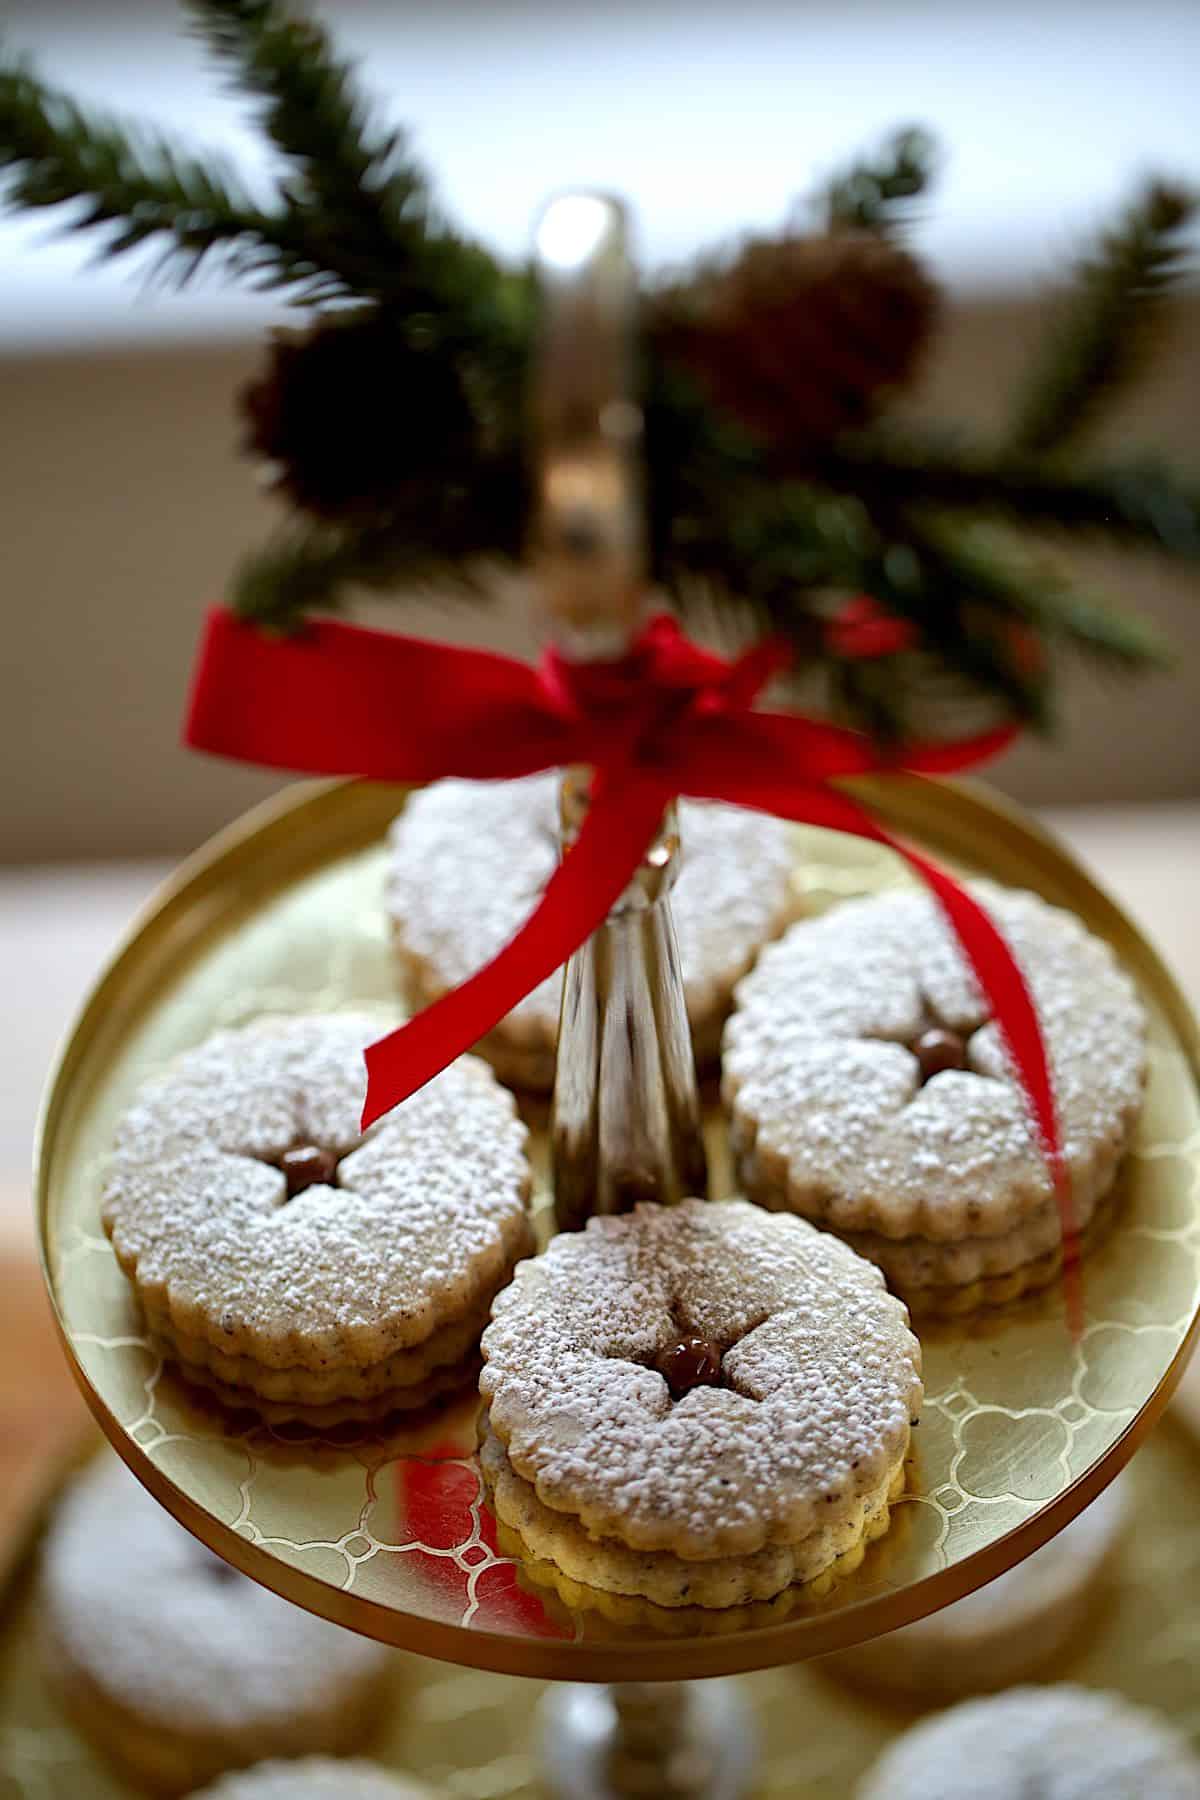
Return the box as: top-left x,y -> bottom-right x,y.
651,231 -> 938,459
240,309 -> 476,523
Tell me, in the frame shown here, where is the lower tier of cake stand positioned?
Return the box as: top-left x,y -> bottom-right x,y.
538,1680 -> 758,1799
2,1415 -> 1197,1799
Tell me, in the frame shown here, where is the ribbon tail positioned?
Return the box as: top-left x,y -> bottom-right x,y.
896,841 -> 1081,1332
362,775 -> 672,1129
667,711 -> 1019,791
706,780 -> 1080,1331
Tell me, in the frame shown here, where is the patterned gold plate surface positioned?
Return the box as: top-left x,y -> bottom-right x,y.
1,1417 -> 1197,1796
36,778 -> 1200,1680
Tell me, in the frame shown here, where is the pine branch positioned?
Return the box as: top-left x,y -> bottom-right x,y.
233,525 -> 488,629
0,26 -> 511,323
1031,579 -> 1173,671
187,1 -> 409,210
647,381 -> 1173,702
850,534 -> 1053,729
666,473 -> 1168,732
1010,180 -> 1197,454
1,9 -> 1185,740
232,462 -> 528,627
655,468 -> 1049,727
229,449 -> 1166,737
185,0 -> 506,330
822,126 -> 938,234
900,520 -> 1171,673
0,52 -> 364,299
656,464 -> 868,612
816,433 -> 1200,559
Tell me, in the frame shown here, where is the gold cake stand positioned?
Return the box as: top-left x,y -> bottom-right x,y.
2,1407 -> 1198,1797
35,773 -> 1200,1701
28,184 -> 1200,1797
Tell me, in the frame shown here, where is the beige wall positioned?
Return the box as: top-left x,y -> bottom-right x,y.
1,297 -> 1198,862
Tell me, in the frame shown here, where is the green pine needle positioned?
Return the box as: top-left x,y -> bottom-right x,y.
818,433 -> 1200,561
902,521 -> 1171,674
0,0 -> 1191,743
0,52 -> 383,299
232,526 -> 507,630
0,54 -> 321,290
822,125 -> 939,234
232,462 -> 528,628
185,2 -> 426,275
1010,180 -> 1197,454
186,1 -> 410,205
185,0 -> 510,330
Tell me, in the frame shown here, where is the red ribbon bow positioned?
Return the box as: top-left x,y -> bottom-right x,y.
186,606 -> 1076,1309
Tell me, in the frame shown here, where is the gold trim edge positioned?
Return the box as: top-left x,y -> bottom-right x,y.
34,776 -> 1200,1682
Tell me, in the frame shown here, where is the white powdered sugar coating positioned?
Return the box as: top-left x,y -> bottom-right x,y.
480,1421 -> 902,1606
103,1016 -> 531,1368
41,1458 -> 391,1738
480,1199 -> 922,1560
857,1685 -> 1200,1800
386,775 -> 796,1054
724,882 -> 1147,1242
839,1192 -> 1103,1287
192,1759 -> 432,1799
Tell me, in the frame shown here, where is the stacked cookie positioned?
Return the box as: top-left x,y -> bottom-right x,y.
479,1199 -> 922,1616
103,1015 -> 534,1426
857,1685 -> 1200,1800
387,775 -> 797,1089
724,882 -> 1147,1313
825,1476 -> 1130,1702
40,1456 -> 395,1793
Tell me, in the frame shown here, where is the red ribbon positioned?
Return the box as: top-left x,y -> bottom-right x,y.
825,595 -> 919,660
185,606 -> 1077,1317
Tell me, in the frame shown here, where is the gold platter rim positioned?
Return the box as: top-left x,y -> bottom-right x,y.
3,1413 -> 1200,1796
33,775 -> 1200,1683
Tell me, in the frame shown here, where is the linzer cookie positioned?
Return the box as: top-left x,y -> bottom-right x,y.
857,1685 -> 1200,1800
39,1456 -> 395,1793
825,1476 -> 1129,1702
478,1199 -> 921,1609
723,882 -> 1146,1312
386,775 -> 796,1089
102,1014 -> 533,1424
190,1761 -> 436,1799
478,1424 -> 904,1613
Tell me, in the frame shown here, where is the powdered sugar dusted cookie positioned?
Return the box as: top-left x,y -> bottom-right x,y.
40,1456 -> 394,1794
479,1420 -> 905,1609
191,1760 -> 435,1799
387,776 -> 797,1089
103,1015 -> 533,1421
487,1487 -> 904,1639
826,1476 -> 1129,1701
479,1199 -> 920,1602
857,1685 -> 1200,1800
724,882 -> 1146,1310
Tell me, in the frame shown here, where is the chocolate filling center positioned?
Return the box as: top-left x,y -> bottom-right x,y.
654,1333 -> 723,1397
276,1143 -> 339,1199
910,1026 -> 968,1084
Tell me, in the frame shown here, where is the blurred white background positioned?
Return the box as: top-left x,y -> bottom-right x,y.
4,0 -> 1199,348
